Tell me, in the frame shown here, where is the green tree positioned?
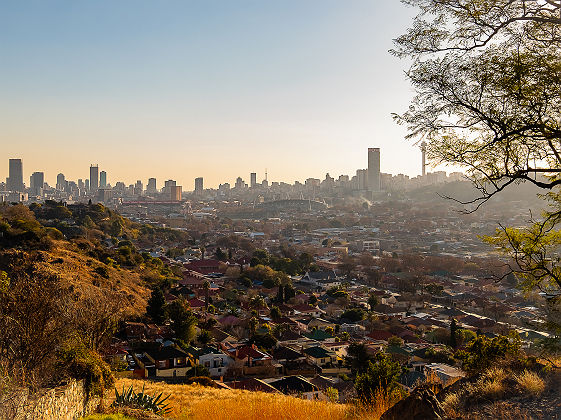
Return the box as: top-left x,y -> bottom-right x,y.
215,247 -> 227,261
197,330 -> 212,346
269,306 -> 282,322
355,352 -> 403,402
166,299 -> 197,343
367,293 -> 378,311
146,287 -> 166,324
455,334 -> 521,375
450,318 -> 458,349
345,342 -> 372,374
395,0 -> 561,334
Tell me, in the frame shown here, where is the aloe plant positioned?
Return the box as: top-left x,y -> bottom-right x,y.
112,384 -> 171,415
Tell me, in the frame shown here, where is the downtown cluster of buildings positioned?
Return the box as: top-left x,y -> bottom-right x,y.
1,148 -> 463,206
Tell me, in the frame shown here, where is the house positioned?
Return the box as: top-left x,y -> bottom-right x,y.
224,344 -> 281,377
269,376 -> 323,400
299,270 -> 342,290
424,363 -> 465,387
198,347 -> 233,378
302,346 -> 336,367
144,346 -> 192,378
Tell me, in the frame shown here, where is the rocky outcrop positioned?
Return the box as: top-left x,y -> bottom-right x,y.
380,386 -> 445,420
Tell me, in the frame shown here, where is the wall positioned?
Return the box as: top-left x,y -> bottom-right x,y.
0,379 -> 101,420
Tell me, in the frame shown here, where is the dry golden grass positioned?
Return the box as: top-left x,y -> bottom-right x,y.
110,378 -> 371,420
514,370 -> 545,396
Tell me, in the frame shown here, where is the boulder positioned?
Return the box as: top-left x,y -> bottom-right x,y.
380,386 -> 444,420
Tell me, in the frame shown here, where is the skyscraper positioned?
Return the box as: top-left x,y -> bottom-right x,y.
195,177 -> 203,194
147,178 -> 157,193
7,159 -> 24,192
56,173 -> 67,191
29,172 -> 44,196
89,165 -> 99,192
250,172 -> 257,188
99,170 -> 107,188
367,148 -> 381,192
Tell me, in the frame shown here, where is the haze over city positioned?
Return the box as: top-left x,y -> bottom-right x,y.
0,1 -> 419,188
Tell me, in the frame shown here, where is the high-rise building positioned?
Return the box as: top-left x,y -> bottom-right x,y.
163,179 -> 176,196
368,148 -> 381,192
29,172 -> 44,196
170,185 -> 182,201
89,165 -> 99,192
134,180 -> 143,196
99,170 -> 107,188
7,159 -> 24,192
356,169 -> 368,190
250,172 -> 257,188
85,179 -> 90,191
147,178 -> 157,193
56,173 -> 67,191
194,177 -> 203,194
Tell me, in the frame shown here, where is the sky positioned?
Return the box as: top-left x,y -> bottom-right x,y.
0,0 -> 423,190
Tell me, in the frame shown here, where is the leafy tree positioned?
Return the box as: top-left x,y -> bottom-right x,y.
197,330 -> 212,346
388,336 -> 404,347
367,293 -> 378,311
166,299 -> 197,343
341,307 -> 365,323
215,247 -> 227,261
345,342 -> 372,374
269,306 -> 282,322
455,333 -> 521,375
355,352 -> 403,402
395,0 -> 561,332
147,287 -> 166,324
308,294 -> 318,305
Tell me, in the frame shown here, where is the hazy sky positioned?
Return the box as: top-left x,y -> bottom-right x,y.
0,1 -> 423,189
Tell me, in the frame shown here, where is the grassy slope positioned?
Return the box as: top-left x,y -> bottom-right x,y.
109,378 -> 377,420
1,242 -> 151,316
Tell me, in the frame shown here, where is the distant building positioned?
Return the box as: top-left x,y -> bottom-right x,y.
147,177 -> 157,193
170,185 -> 182,201
368,148 -> 380,192
29,172 -> 44,197
56,173 -> 67,191
250,172 -> 257,188
99,170 -> 107,188
89,164 -> 99,192
195,177 -> 203,194
7,159 -> 24,192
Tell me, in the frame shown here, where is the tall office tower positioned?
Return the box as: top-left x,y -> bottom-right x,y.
99,171 -> 107,188
235,177 -> 246,189
367,148 -> 381,192
89,165 -> 99,192
163,179 -> 176,195
78,178 -> 84,190
250,172 -> 257,188
29,172 -> 44,196
147,177 -> 157,193
170,185 -> 182,201
421,141 -> 427,176
194,177 -> 203,194
134,180 -> 143,196
56,173 -> 66,191
85,179 -> 90,192
7,159 -> 24,192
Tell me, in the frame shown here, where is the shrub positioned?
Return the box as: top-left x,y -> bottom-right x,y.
111,384 -> 171,415
56,341 -> 114,398
515,370 -> 545,396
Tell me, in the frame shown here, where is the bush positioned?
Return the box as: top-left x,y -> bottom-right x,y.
515,370 -> 545,396
56,341 -> 114,398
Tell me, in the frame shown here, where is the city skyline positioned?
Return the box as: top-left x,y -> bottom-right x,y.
2,144 -> 439,192
0,1 -> 426,187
